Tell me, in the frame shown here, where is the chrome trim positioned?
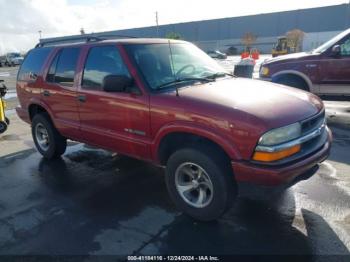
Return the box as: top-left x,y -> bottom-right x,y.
256,124 -> 326,153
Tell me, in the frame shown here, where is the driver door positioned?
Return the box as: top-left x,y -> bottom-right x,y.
319,37 -> 350,95
77,45 -> 151,160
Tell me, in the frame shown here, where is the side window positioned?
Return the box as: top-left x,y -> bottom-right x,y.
82,46 -> 130,90
54,48 -> 80,86
18,47 -> 53,81
340,38 -> 350,56
46,51 -> 60,82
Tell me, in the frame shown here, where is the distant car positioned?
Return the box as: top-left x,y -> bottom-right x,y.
260,28 -> 350,95
5,52 -> 24,66
207,50 -> 227,59
226,46 -> 238,55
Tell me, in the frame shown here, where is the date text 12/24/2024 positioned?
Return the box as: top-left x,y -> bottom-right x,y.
127,256 -> 220,261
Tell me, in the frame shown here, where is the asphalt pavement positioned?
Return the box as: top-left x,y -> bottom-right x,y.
0,62 -> 350,261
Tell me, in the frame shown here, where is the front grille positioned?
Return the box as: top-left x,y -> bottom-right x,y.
301,110 -> 325,135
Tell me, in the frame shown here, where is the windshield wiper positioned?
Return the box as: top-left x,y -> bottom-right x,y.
206,72 -> 235,79
156,77 -> 214,96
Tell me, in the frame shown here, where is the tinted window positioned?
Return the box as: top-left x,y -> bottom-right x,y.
54,48 -> 80,86
18,47 -> 53,81
82,46 -> 130,89
341,38 -> 350,56
46,51 -> 60,82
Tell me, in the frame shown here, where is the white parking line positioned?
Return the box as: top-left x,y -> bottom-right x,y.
0,72 -> 10,77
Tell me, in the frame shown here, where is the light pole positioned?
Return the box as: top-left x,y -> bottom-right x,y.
155,11 -> 160,37
38,30 -> 42,40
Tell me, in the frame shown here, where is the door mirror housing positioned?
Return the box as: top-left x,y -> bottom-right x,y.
102,75 -> 134,92
331,45 -> 341,56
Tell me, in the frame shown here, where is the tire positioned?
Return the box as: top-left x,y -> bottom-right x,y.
165,145 -> 237,221
275,76 -> 308,91
32,113 -> 67,159
0,121 -> 7,134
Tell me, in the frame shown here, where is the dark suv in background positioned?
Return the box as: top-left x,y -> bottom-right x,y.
260,28 -> 350,95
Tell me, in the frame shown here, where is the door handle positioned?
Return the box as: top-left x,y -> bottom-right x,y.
43,90 -> 51,97
77,95 -> 86,103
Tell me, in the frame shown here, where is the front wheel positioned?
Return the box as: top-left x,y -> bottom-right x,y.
32,113 -> 67,159
165,146 -> 236,221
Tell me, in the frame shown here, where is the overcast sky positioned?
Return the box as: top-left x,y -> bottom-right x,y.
0,0 -> 348,53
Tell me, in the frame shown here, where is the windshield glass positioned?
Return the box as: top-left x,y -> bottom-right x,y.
126,42 -> 226,90
314,29 -> 350,53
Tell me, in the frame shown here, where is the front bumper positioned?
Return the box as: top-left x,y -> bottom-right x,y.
232,127 -> 332,187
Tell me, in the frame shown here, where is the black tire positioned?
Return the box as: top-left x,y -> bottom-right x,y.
165,145 -> 237,221
5,117 -> 10,125
32,113 -> 67,159
0,121 -> 7,134
275,76 -> 308,91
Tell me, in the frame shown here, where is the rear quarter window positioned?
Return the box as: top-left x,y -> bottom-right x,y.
17,47 -> 53,82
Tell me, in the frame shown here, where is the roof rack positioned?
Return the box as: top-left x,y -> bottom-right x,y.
35,34 -> 138,48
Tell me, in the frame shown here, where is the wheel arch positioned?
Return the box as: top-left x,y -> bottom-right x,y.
153,125 -> 241,166
272,70 -> 313,92
27,100 -> 55,124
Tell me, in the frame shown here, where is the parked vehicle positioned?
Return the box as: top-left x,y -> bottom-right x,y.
271,37 -> 291,57
16,37 -> 331,221
0,56 -> 6,67
4,52 -> 24,66
226,46 -> 238,55
260,28 -> 350,95
206,50 -> 227,59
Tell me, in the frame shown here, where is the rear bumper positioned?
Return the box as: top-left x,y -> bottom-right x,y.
232,128 -> 332,187
16,106 -> 30,124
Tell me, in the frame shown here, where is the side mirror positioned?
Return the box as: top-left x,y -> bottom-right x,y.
102,75 -> 134,92
331,45 -> 341,56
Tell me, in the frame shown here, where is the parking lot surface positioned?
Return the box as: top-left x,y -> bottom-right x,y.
0,63 -> 350,260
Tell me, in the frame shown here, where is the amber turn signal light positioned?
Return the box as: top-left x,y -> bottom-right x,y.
253,145 -> 301,162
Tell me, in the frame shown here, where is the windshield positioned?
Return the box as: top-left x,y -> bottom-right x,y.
314,29 -> 350,53
126,42 -> 227,90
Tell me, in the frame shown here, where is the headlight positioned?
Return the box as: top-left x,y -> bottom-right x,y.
260,66 -> 269,76
253,122 -> 302,162
259,122 -> 301,146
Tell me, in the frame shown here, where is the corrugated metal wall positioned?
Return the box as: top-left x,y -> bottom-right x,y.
42,4 -> 350,53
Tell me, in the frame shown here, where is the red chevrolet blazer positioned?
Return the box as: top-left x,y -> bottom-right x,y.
16,37 -> 332,221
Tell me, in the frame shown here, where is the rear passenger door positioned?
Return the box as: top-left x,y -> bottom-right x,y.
43,47 -> 81,139
77,45 -> 151,160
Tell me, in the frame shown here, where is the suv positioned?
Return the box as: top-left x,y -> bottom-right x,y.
5,52 -> 24,66
260,28 -> 350,95
16,37 -> 332,221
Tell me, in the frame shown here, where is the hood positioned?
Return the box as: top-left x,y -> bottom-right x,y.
264,52 -> 318,65
176,78 -> 323,129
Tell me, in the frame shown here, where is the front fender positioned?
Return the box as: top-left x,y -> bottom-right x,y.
151,121 -> 242,163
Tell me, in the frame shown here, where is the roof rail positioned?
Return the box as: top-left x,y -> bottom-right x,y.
35,36 -> 102,48
35,34 -> 138,48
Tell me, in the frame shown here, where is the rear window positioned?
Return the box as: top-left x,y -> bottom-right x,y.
17,47 -> 53,81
